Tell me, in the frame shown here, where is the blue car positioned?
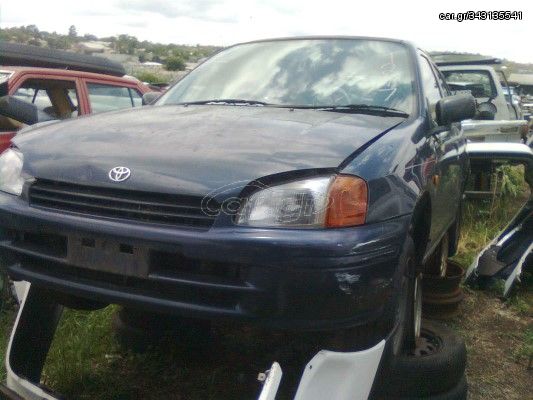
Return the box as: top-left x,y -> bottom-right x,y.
0,37 -> 475,355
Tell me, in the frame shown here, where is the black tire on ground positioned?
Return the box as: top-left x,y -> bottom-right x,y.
422,261 -> 464,295
386,375 -> 467,400
422,290 -> 464,320
377,320 -> 467,397
0,42 -> 126,77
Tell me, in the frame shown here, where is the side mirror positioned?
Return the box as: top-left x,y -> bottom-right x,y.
436,93 -> 476,126
0,96 -> 54,125
142,92 -> 160,106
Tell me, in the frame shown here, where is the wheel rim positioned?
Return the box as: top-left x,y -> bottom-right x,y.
411,326 -> 442,357
439,234 -> 449,277
413,275 -> 422,339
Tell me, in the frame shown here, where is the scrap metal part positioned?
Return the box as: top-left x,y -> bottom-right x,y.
464,143 -> 533,297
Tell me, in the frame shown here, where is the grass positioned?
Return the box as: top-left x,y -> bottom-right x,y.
0,170 -> 530,399
0,308 -> 16,381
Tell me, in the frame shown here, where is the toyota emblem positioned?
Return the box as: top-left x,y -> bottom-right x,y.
109,166 -> 131,182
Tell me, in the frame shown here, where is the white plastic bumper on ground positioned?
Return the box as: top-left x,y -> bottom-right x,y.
4,283 -> 385,400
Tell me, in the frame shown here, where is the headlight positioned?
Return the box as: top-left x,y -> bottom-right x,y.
0,148 -> 25,196
236,175 -> 367,228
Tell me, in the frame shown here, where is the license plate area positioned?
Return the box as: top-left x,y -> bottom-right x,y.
67,236 -> 149,278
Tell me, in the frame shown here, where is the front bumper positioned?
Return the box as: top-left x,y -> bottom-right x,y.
3,284 -> 391,400
0,192 -> 410,330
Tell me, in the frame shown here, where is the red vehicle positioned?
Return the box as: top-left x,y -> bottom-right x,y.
0,44 -> 152,151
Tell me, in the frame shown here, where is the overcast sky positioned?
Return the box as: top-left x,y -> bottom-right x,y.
1,0 -> 531,62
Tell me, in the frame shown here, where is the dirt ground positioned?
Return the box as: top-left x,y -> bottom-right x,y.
449,288 -> 532,400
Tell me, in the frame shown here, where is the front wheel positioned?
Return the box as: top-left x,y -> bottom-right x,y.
376,320 -> 467,397
390,236 -> 422,355
404,272 -> 423,352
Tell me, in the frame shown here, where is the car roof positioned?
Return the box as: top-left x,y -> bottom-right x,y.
0,65 -> 141,84
439,65 -> 496,72
232,35 -> 414,48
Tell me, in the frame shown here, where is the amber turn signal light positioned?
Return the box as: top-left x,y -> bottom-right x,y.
325,175 -> 368,228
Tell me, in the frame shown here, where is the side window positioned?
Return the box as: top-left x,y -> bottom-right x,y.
441,70 -> 496,99
419,57 -> 442,121
12,79 -> 80,119
87,83 -> 142,114
130,88 -> 143,107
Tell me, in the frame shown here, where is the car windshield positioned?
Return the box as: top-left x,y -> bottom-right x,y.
159,39 -> 415,114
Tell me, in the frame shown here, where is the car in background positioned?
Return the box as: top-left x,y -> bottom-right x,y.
0,43 -> 152,152
438,59 -> 522,121
502,86 -> 521,106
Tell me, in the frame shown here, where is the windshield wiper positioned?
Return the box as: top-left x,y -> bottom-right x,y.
314,104 -> 409,117
180,99 -> 271,106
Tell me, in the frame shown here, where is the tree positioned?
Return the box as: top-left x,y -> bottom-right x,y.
116,34 -> 138,55
165,56 -> 186,71
68,25 -> 77,38
83,34 -> 98,41
28,39 -> 42,47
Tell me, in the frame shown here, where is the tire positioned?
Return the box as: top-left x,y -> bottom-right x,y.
423,290 -> 464,320
335,236 -> 420,354
386,375 -> 467,400
0,42 -> 125,76
423,261 -> 464,295
388,236 -> 421,355
377,320 -> 467,397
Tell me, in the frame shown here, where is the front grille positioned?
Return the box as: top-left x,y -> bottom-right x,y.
28,179 -> 218,229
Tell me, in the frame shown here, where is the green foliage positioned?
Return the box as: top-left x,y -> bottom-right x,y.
497,164 -> 527,199
68,25 -> 77,38
115,34 -> 138,55
133,71 -> 169,84
0,26 -> 221,65
165,56 -> 186,71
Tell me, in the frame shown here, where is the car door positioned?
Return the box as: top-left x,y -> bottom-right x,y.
8,73 -> 84,120
83,79 -> 144,115
0,72 -> 85,152
419,55 -> 464,253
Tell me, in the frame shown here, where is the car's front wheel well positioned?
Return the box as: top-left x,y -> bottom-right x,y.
409,193 -> 431,267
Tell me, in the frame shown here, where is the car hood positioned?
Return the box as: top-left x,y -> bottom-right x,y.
14,105 -> 404,196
